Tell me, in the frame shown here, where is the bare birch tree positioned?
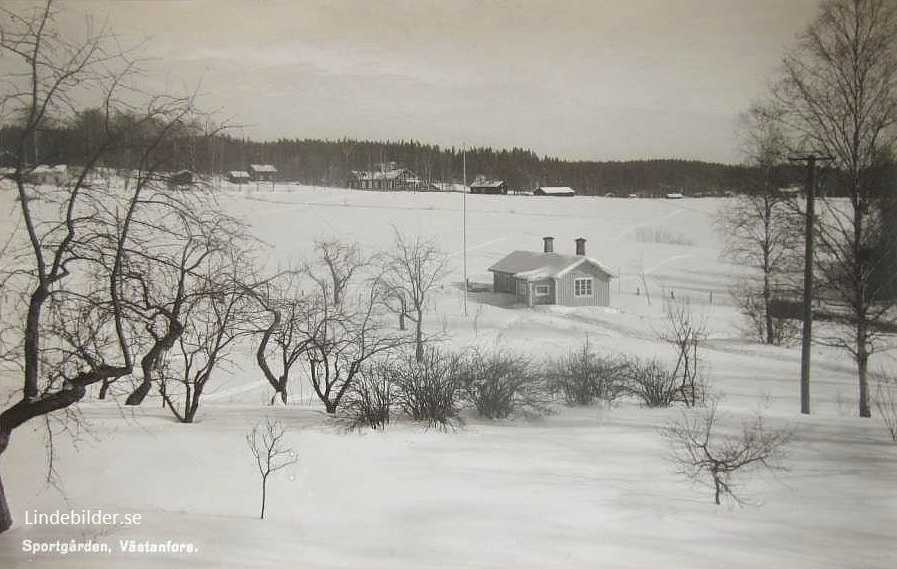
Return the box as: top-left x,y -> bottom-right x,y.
720,106 -> 802,345
773,0 -> 897,417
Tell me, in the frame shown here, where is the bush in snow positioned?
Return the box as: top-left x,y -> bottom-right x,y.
390,347 -> 464,429
624,357 -> 680,408
458,349 -> 551,420
341,364 -> 394,430
663,400 -> 795,505
546,340 -> 626,406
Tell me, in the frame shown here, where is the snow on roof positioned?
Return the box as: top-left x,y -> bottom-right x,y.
536,186 -> 575,195
470,180 -> 506,188
31,164 -> 67,174
229,170 -> 250,178
352,168 -> 417,181
488,251 -> 614,281
249,164 -> 278,173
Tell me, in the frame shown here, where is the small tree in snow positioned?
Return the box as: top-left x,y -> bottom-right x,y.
873,372 -> 897,442
660,297 -> 706,407
663,400 -> 795,505
246,418 -> 297,520
381,229 -> 448,362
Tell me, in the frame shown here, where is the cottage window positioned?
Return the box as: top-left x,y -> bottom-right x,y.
534,285 -> 549,296
574,278 -> 592,297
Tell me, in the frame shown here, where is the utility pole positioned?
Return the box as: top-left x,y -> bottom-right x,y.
462,144 -> 468,317
789,152 -> 832,415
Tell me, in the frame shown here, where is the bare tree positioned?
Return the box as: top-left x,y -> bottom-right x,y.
158,248 -> 256,423
664,400 -> 795,505
660,297 -> 706,407
302,241 -> 407,414
720,106 -> 803,345
121,208 -> 243,406
0,1 -> 212,533
381,229 -> 448,361
773,0 -> 897,417
246,418 -> 296,520
253,271 -> 316,405
305,239 -> 365,308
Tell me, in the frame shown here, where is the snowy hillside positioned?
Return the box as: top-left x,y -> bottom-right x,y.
0,184 -> 894,569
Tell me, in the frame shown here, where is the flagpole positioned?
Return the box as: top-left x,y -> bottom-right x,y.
462,143 -> 468,317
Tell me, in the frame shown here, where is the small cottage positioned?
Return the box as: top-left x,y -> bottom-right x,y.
489,237 -> 613,307
167,169 -> 195,188
534,186 -> 575,197
228,170 -> 251,184
470,180 -> 508,195
26,164 -> 68,186
249,164 -> 278,182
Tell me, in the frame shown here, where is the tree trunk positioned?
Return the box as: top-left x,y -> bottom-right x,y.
415,311 -> 424,362
763,270 -> 774,344
259,477 -> 268,519
857,323 -> 871,418
98,378 -> 113,400
0,467 -> 11,533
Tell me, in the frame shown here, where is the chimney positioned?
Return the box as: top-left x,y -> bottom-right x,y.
543,236 -> 555,253
575,238 -> 586,256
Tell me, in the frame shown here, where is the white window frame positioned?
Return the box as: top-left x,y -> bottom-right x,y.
534,284 -> 549,297
574,277 -> 593,297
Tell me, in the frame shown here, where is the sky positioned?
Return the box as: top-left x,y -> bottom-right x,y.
54,0 -> 822,164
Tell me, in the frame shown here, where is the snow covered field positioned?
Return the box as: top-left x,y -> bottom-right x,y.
1,184 -> 895,568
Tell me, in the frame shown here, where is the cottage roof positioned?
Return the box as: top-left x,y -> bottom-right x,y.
352,168 -> 417,181
536,186 -> 575,195
249,164 -> 278,173
488,251 -> 614,281
470,180 -> 506,188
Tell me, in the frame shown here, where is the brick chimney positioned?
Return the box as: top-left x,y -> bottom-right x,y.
543,236 -> 555,253
575,238 -> 586,256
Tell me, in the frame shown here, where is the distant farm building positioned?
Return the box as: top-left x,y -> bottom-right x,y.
249,164 -> 278,182
534,186 -> 575,197
167,169 -> 195,188
228,170 -> 251,184
489,237 -> 613,308
348,164 -> 428,191
469,179 -> 508,195
25,164 -> 68,186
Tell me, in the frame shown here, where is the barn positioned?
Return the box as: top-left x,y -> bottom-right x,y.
348,165 -> 427,191
25,164 -> 69,186
534,186 -> 575,197
228,170 -> 251,184
488,237 -> 613,308
249,164 -> 278,182
469,180 -> 508,195
167,169 -> 195,188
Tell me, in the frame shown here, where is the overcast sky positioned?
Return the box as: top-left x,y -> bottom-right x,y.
59,0 -> 821,164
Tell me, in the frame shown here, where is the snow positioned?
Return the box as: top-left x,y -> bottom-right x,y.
1,182 -> 895,568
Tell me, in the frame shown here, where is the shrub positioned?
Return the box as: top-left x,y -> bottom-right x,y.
341,365 -> 394,430
625,357 -> 679,407
546,341 -> 626,406
458,350 -> 551,419
390,347 -> 463,429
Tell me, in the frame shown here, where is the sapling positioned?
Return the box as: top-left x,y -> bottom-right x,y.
246,418 -> 297,519
664,400 -> 795,505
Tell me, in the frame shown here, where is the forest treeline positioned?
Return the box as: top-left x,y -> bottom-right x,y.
0,115 -> 807,195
